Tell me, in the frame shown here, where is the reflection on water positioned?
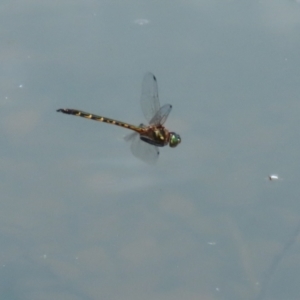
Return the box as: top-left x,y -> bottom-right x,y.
256,220 -> 300,300
133,19 -> 150,26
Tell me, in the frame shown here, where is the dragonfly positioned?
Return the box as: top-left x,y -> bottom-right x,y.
57,72 -> 181,164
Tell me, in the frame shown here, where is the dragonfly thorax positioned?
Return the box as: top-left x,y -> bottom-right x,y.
140,125 -> 169,147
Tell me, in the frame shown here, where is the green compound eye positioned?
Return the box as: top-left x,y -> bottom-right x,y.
169,132 -> 181,148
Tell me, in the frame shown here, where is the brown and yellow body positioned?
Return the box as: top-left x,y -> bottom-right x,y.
139,124 -> 170,147
56,108 -> 171,147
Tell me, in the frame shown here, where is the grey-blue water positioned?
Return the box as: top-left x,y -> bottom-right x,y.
1,1 -> 300,299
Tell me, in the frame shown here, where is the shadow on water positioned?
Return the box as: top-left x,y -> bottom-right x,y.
255,219 -> 300,300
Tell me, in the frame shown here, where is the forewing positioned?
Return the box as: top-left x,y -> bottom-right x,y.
125,132 -> 159,164
140,72 -> 160,123
149,104 -> 172,125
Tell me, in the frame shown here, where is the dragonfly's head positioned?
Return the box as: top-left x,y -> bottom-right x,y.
169,132 -> 181,148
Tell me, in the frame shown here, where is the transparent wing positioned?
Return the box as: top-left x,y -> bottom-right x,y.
140,72 -> 161,123
124,132 -> 159,164
149,104 -> 172,125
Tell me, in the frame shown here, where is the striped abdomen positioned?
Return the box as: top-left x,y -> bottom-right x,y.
57,108 -> 140,132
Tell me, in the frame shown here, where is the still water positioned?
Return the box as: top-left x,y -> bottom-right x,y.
1,1 -> 300,299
